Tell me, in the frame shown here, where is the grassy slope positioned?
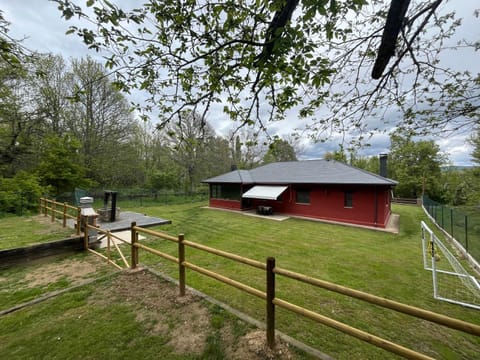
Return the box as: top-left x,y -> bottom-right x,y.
127,202 -> 480,360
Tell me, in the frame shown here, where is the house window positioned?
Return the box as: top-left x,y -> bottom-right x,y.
296,190 -> 310,204
344,191 -> 353,208
211,184 -> 241,200
211,185 -> 221,199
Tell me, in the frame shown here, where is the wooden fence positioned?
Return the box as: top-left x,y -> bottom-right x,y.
80,220 -> 480,360
392,197 -> 421,205
40,198 -> 81,235
85,228 -> 131,270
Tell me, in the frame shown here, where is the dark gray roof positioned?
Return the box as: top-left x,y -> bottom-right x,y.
204,169 -> 254,183
203,160 -> 397,186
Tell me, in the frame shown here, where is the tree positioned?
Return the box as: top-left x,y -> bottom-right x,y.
0,10 -> 25,66
203,136 -> 233,177
1,12 -> 146,193
161,110 -> 218,193
469,129 -> 480,165
30,54 -> 72,135
228,127 -> 265,169
0,12 -> 41,179
65,56 -> 137,184
36,134 -> 91,196
440,168 -> 473,206
231,135 -> 242,168
0,171 -> 44,215
262,138 -> 297,164
350,155 -> 379,174
1,51 -> 141,189
54,0 -> 479,144
309,1 -> 480,144
124,119 -> 185,192
0,57 -> 42,176
54,0 -> 353,127
389,132 -> 447,199
324,149 -> 347,163
150,169 -> 180,192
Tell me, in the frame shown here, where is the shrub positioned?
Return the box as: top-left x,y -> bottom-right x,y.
0,171 -> 45,215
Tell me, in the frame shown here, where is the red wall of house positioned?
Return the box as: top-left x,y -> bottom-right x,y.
209,198 -> 242,210
249,185 -> 392,228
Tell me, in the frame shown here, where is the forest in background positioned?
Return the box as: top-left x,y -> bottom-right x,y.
1,50 -> 480,215
0,52 -> 303,213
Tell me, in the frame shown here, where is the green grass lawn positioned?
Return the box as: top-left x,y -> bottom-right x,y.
1,203 -> 479,359
124,202 -> 480,359
0,215 -> 74,250
0,252 -> 116,311
2,270 -> 308,360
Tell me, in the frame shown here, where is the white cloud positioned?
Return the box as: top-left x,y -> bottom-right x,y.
436,135 -> 473,166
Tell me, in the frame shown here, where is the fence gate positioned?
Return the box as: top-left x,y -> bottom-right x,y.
84,226 -> 131,270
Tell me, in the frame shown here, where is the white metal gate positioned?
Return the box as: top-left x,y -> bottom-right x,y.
421,221 -> 480,310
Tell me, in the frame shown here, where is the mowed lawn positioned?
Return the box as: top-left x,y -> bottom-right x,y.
0,215 -> 74,250
0,202 -> 480,359
126,202 -> 480,359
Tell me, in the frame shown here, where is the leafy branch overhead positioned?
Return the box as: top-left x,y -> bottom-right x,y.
54,0 -> 479,142
0,10 -> 27,66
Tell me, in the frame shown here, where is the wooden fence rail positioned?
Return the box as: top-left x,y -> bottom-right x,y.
392,197 -> 420,205
85,227 -> 130,270
273,267 -> 479,336
111,222 -> 480,360
39,198 -> 81,235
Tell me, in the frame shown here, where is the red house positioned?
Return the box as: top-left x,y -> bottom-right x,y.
203,159 -> 397,228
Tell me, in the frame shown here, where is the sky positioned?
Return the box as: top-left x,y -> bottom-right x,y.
1,0 -> 478,165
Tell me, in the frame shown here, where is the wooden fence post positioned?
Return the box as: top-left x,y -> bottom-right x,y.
44,199 -> 48,217
39,198 -> 42,215
266,257 -> 276,349
178,234 -> 186,296
83,223 -> 89,250
76,207 -> 81,235
131,222 -> 138,269
62,202 -> 67,228
51,201 -> 55,222
105,231 -> 110,263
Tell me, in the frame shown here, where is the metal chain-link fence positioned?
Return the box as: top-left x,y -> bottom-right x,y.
423,195 -> 479,265
58,188 -> 209,208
